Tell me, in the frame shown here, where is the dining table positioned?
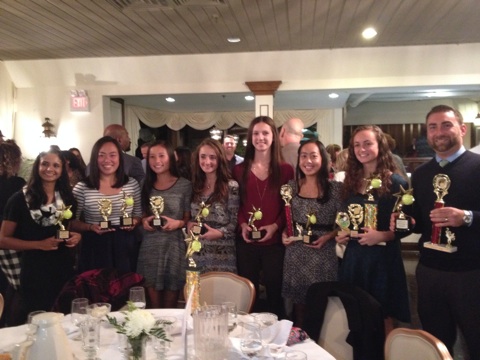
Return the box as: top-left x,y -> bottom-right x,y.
0,308 -> 335,360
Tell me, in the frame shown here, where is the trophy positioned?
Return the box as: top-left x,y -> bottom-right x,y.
392,185 -> 415,232
424,174 -> 457,253
302,212 -> 317,244
98,199 -> 112,230
363,175 -> 381,230
185,230 -> 202,312
192,201 -> 210,235
280,184 -> 294,237
149,196 -> 166,228
347,203 -> 363,238
55,204 -> 72,240
335,212 -> 350,236
248,206 -> 265,240
119,191 -> 134,227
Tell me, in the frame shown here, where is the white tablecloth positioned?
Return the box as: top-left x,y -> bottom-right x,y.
0,309 -> 335,360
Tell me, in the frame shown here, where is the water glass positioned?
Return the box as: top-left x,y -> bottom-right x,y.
253,312 -> 278,344
284,350 -> 307,359
26,310 -> 46,340
193,305 -> 228,360
129,286 -> 146,309
240,322 -> 263,359
221,301 -> 237,332
152,316 -> 177,359
71,298 -> 89,340
87,302 -> 111,320
80,318 -> 100,360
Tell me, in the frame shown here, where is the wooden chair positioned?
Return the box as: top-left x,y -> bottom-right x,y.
385,328 -> 453,360
184,271 -> 255,313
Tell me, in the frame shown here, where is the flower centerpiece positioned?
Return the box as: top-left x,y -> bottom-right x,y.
107,302 -> 171,360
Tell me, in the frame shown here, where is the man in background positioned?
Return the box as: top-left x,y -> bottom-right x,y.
279,118 -> 304,170
223,135 -> 243,172
103,124 -> 145,184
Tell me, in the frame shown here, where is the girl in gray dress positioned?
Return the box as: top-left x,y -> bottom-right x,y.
138,140 -> 192,309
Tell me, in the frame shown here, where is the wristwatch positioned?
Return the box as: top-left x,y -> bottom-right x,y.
463,210 -> 473,226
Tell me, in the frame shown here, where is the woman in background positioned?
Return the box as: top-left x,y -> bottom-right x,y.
188,138 -> 239,273
0,149 -> 81,323
175,146 -> 192,181
336,125 -> 410,333
282,140 -> 342,327
138,140 -> 191,308
70,136 -> 142,273
69,147 -> 87,174
233,116 -> 294,318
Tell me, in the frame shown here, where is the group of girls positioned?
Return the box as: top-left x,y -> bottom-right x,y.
0,117 -> 410,334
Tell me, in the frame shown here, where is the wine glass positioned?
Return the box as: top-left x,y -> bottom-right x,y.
87,302 -> 111,320
71,298 -> 89,340
129,286 -> 146,309
253,312 -> 278,343
152,316 -> 177,360
240,322 -> 263,359
26,310 -> 46,340
221,301 -> 237,332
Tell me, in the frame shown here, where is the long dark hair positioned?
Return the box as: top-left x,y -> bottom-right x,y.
241,116 -> 283,201
192,138 -> 231,204
342,125 -> 397,200
296,140 -> 331,203
141,140 -> 179,214
85,136 -> 128,189
25,149 -> 75,210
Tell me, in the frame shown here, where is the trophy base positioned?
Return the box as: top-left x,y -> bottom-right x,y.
152,218 -> 165,228
395,217 -> 412,232
423,242 -> 457,253
56,229 -> 70,240
192,224 -> 206,236
249,230 -> 266,241
120,217 -> 133,227
302,233 -> 313,244
286,236 -> 303,242
99,221 -> 111,230
350,230 -> 360,240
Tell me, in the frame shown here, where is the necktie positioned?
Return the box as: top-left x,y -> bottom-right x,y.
439,159 -> 449,167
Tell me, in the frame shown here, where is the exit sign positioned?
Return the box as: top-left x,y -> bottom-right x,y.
70,95 -> 90,112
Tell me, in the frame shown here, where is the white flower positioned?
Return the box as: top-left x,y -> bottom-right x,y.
124,309 -> 156,338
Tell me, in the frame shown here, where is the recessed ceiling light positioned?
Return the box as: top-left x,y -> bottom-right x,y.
227,37 -> 241,43
245,95 -> 255,101
329,93 -> 339,99
362,27 -> 377,39
165,97 -> 175,102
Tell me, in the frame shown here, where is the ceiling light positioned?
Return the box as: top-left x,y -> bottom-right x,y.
227,37 -> 241,43
362,27 -> 377,39
329,93 -> 339,99
209,127 -> 223,140
165,97 -> 175,102
425,91 -> 454,97
245,95 -> 254,101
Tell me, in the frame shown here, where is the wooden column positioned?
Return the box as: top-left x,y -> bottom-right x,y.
245,81 -> 282,118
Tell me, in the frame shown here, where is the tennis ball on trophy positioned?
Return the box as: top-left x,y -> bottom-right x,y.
371,178 -> 382,189
254,210 -> 263,221
201,207 -> 210,218
191,240 -> 202,252
63,209 -> 73,220
125,197 -> 134,206
309,214 -> 317,225
401,194 -> 414,205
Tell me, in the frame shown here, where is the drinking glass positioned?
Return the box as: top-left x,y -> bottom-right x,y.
240,322 -> 263,359
221,301 -> 237,332
253,312 -> 278,343
26,310 -> 46,340
152,316 -> 177,360
80,317 -> 100,360
284,350 -> 307,359
87,302 -> 111,320
129,286 -> 146,309
71,298 -> 89,340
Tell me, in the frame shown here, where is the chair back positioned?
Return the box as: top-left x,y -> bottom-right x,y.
185,272 -> 255,313
385,328 -> 453,360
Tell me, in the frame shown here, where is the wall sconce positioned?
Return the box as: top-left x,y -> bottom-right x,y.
209,127 -> 223,140
242,139 -> 248,147
42,117 -> 55,138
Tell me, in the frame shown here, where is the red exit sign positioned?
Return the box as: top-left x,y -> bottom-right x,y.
70,95 -> 90,112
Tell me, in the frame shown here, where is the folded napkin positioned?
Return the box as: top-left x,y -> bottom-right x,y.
267,319 -> 293,345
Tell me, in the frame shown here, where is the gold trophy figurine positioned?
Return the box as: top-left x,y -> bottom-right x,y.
302,212 -> 317,244
347,203 -> 363,238
280,184 -> 295,238
363,175 -> 381,229
248,206 -> 265,240
119,191 -> 134,227
335,212 -> 350,236
185,230 -> 202,313
192,201 -> 210,235
98,199 -> 112,230
149,196 -> 165,228
55,204 -> 73,240
392,185 -> 415,232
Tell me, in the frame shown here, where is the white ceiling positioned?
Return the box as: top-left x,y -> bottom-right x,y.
1,0 -> 480,111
